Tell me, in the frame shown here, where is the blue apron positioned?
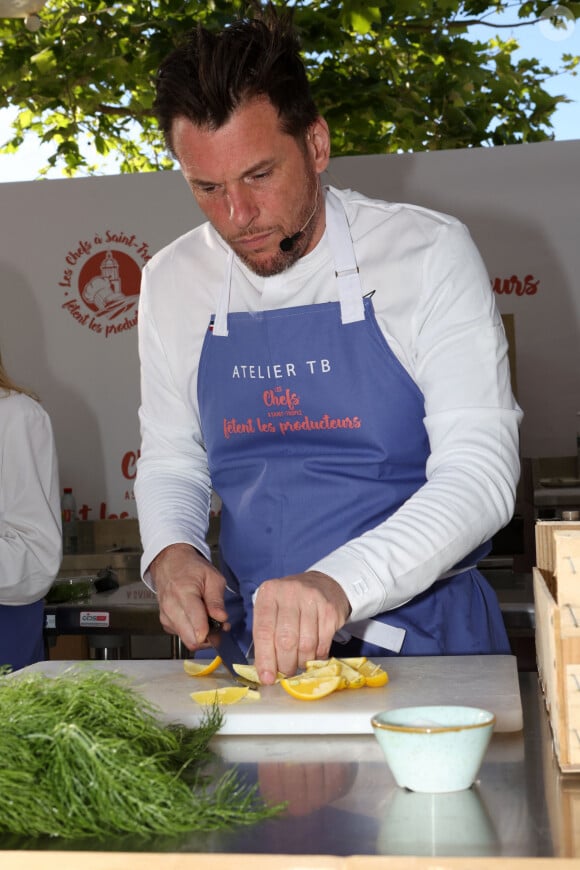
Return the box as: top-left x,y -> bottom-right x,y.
197,189 -> 509,657
0,600 -> 45,671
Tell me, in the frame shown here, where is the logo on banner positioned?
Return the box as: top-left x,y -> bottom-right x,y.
59,230 -> 152,336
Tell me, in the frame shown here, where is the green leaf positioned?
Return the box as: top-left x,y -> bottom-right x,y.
30,48 -> 57,75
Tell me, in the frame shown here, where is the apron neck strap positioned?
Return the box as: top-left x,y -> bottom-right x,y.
213,250 -> 234,337
213,187 -> 365,335
325,188 -> 365,324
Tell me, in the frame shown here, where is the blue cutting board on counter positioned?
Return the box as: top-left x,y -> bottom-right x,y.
19,654 -> 523,734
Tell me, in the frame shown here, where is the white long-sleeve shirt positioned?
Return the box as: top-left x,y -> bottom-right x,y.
135,186 -> 522,623
0,391 -> 62,605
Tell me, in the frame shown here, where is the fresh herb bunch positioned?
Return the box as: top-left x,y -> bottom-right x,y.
0,668 -> 281,839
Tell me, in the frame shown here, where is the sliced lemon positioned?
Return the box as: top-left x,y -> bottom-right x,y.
328,657 -> 365,689
303,663 -> 347,689
232,663 -> 285,684
232,663 -> 261,684
337,656 -> 368,670
358,660 -> 389,688
305,659 -> 346,671
183,655 -> 222,677
280,674 -> 342,701
190,686 -> 249,705
304,661 -> 343,677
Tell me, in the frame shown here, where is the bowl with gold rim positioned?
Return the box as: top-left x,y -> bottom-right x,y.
371,705 -> 495,793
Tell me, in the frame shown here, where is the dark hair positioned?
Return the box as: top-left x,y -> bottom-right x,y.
154,4 -> 318,154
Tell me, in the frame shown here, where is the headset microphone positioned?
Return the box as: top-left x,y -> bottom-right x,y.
279,189 -> 319,253
279,231 -> 302,253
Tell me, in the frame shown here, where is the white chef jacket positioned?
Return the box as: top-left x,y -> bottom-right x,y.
0,391 -> 62,605
135,186 -> 522,623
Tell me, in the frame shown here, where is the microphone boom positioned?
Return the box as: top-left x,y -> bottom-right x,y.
279,188 -> 319,253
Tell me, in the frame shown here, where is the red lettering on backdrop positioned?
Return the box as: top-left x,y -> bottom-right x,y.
122,450 -> 140,480
99,501 -> 130,520
492,274 -> 539,296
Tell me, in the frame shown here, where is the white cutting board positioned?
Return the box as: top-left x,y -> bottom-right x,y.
19,654 -> 522,734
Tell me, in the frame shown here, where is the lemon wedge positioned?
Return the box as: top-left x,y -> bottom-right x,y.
280,674 -> 342,701
301,662 -> 347,689
358,660 -> 389,687
303,656 -> 387,690
190,686 -> 250,705
336,656 -> 368,670
232,663 -> 285,685
183,656 -> 222,677
232,663 -> 261,684
303,659 -> 343,675
325,657 -> 365,689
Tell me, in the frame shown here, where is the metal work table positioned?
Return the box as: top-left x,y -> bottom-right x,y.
44,580 -> 161,637
1,671 -> 578,859
192,672 -> 574,858
43,580 -> 177,659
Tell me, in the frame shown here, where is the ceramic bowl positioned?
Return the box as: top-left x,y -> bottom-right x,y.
371,705 -> 495,793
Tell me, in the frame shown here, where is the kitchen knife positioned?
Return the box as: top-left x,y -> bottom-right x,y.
207,616 -> 251,680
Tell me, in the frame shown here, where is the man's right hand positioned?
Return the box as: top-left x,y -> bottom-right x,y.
149,543 -> 228,651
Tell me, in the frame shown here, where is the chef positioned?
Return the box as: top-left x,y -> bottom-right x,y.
135,5 -> 522,685
0,350 -> 62,670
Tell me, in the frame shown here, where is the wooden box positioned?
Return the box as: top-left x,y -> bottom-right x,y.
534,520 -> 580,771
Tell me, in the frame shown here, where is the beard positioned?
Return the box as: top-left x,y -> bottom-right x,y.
226,170 -> 321,278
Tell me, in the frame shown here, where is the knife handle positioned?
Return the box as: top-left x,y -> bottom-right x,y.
207,616 -> 223,634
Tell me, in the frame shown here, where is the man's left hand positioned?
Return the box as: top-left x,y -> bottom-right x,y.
252,571 -> 351,685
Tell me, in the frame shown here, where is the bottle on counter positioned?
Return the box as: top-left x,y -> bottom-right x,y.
61,487 -> 78,555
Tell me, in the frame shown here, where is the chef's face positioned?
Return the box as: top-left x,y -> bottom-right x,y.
171,97 -> 330,277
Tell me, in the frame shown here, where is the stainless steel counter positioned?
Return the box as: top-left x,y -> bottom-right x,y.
1,670 -> 579,858
178,672 -> 566,858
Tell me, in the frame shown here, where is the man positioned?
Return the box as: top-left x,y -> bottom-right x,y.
135,5 -> 522,684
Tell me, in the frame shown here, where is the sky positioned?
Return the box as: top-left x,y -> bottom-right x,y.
0,6 -> 577,183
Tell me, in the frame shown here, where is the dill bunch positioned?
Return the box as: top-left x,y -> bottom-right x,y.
0,668 -> 281,839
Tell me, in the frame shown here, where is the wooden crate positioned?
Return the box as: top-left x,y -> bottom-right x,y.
534,520 -> 580,771
538,671 -> 580,857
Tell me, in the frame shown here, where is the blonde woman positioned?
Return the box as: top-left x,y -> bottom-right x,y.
0,353 -> 62,670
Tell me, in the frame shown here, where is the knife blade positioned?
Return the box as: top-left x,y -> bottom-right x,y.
206,616 -> 253,683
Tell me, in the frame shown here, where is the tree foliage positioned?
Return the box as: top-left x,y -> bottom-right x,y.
0,0 -> 578,176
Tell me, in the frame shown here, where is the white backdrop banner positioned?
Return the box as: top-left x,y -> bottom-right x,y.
1,140 -> 578,518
